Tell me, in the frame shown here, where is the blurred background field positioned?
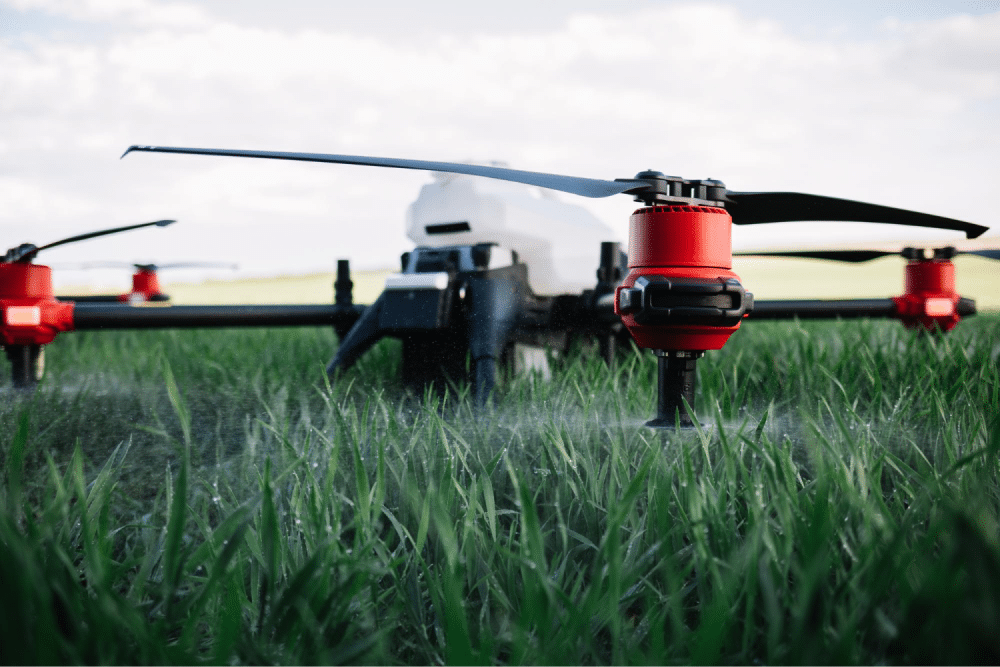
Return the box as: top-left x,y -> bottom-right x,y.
56,256 -> 999,310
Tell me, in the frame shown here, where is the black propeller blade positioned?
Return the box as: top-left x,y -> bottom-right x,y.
724,192 -> 985,238
736,246 -> 1000,263
121,146 -> 648,199
964,249 -> 1000,260
122,145 -> 988,238
734,249 -> 897,263
56,260 -> 237,271
135,262 -> 239,271
4,220 -> 176,263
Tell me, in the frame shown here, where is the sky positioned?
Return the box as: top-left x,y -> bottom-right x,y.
2,0 -> 999,290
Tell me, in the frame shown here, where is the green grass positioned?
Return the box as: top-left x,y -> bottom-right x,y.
2,317 -> 999,664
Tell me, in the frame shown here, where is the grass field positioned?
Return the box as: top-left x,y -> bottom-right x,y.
2,314 -> 999,664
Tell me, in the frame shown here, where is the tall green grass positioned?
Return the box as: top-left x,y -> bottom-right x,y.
2,318 -> 999,664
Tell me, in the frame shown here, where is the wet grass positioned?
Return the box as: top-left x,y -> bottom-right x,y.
2,317 -> 999,664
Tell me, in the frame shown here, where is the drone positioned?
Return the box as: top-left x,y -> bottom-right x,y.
56,261 -> 238,304
0,145 -> 988,429
738,246 -> 998,330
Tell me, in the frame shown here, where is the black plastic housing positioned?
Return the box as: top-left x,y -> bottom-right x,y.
618,276 -> 753,327
379,288 -> 453,330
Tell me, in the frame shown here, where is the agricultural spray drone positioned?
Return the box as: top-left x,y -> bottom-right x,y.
116,145 -> 986,427
56,261 -> 238,304
740,246 -> 998,331
1,147 -> 988,428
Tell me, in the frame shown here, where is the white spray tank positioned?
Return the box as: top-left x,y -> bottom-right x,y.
405,168 -> 620,296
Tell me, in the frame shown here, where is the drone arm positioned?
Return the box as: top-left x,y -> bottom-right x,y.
72,303 -> 363,328
747,298 -> 898,319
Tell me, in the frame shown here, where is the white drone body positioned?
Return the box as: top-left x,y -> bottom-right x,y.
405,169 -> 620,297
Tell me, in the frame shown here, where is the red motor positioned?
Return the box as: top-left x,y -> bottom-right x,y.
614,205 -> 753,427
615,204 -> 751,350
119,267 -> 164,303
892,251 -> 962,331
0,263 -> 74,346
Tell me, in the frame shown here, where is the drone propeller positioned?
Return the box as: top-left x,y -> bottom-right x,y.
735,246 -> 1000,263
3,220 -> 176,264
122,145 -> 988,238
56,260 -> 238,271
122,146 -> 646,198
134,261 -> 238,271
962,248 -> 1000,260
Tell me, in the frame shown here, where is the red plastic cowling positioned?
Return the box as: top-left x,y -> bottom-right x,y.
0,263 -> 75,345
891,259 -> 961,331
118,268 -> 163,303
615,205 -> 747,351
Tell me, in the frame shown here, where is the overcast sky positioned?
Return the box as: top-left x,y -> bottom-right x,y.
2,0 -> 999,289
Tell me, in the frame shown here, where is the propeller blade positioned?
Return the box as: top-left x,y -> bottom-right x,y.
734,249 -> 897,263
135,262 -> 239,270
726,192 -> 986,239
50,261 -> 136,270
959,248 -> 1000,260
53,259 -> 236,271
122,145 -> 649,199
5,220 -> 176,263
35,220 -> 176,253
123,145 -> 988,238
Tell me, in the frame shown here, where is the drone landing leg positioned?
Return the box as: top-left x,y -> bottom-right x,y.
6,344 -> 42,390
598,332 -> 616,367
473,356 -> 496,406
326,293 -> 387,375
466,271 -> 523,407
646,350 -> 703,429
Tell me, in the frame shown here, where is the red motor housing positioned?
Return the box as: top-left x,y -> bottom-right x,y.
614,205 -> 752,351
119,268 -> 163,303
892,259 -> 961,331
0,263 -> 75,345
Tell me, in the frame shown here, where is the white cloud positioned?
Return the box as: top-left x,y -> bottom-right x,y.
2,0 -> 210,27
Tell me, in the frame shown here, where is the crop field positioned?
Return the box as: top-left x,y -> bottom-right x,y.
2,314 -> 999,664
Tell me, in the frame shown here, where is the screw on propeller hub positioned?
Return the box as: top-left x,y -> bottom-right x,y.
123,145 -> 989,426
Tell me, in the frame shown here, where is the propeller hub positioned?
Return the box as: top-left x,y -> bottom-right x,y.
3,244 -> 39,264
630,172 -> 728,207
